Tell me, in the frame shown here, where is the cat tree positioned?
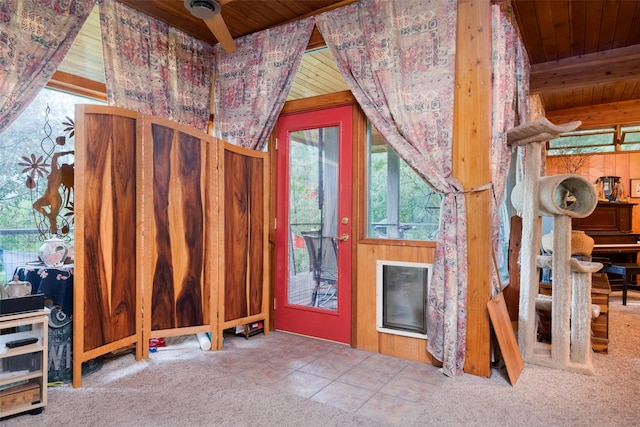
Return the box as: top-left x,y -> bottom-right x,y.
508,118 -> 601,374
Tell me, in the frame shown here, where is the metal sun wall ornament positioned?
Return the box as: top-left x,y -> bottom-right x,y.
18,105 -> 75,241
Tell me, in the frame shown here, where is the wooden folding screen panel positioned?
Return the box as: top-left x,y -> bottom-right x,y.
217,143 -> 269,347
74,106 -> 265,384
142,116 -> 217,357
73,105 -> 143,388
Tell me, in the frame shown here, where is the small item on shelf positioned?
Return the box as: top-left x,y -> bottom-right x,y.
0,293 -> 45,316
2,276 -> 32,299
613,181 -> 625,202
5,337 -> 39,348
596,176 -> 621,202
541,230 -> 595,256
37,236 -> 69,267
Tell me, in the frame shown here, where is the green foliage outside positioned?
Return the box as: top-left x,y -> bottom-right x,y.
288,139 -> 322,274
0,88 -> 103,278
368,146 -> 441,241
548,127 -> 640,155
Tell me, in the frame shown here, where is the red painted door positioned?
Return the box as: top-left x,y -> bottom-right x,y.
274,105 -> 353,343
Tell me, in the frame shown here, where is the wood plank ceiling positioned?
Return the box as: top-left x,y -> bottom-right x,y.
512,0 -> 640,125
59,0 -> 640,125
59,0 -> 351,100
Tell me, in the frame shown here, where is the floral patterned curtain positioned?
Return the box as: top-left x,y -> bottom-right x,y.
491,3 -> 530,292
99,0 -> 214,132
0,0 -> 95,133
213,19 -> 314,150
315,0 -> 464,375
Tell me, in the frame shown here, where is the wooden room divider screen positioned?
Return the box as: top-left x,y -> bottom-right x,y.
216,143 -> 270,348
73,105 -> 269,387
141,115 -> 218,359
73,106 -> 143,388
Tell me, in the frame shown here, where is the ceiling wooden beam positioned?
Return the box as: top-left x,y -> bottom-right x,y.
49,71 -> 107,101
280,0 -> 358,24
530,45 -> 640,93
546,99 -> 640,129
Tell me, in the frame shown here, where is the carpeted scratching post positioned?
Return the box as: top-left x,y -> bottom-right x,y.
508,118 -> 601,374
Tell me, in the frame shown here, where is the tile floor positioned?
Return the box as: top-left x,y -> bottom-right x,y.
216,330 -> 446,426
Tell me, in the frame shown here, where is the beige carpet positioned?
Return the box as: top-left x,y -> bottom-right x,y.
3,292 -> 639,426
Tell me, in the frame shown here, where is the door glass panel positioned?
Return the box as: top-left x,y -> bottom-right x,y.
287,126 -> 339,311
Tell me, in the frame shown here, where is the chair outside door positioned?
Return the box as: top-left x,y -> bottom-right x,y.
301,231 -> 337,308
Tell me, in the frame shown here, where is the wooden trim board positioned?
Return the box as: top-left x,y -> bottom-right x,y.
487,292 -> 524,386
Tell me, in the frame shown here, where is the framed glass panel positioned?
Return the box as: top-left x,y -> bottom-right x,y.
548,132 -> 614,149
366,122 -> 440,241
376,260 -> 432,339
0,88 -> 105,280
621,125 -> 640,150
287,127 -> 339,311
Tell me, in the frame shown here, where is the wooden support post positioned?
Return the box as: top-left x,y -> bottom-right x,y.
453,0 -> 493,377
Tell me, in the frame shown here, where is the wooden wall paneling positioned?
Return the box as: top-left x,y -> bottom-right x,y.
545,99 -> 640,129
546,151 -> 640,233
379,333 -> 437,365
142,116 -> 217,358
355,242 -> 436,358
73,105 -> 143,388
218,142 -> 270,344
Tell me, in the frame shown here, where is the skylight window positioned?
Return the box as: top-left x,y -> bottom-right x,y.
546,125 -> 640,155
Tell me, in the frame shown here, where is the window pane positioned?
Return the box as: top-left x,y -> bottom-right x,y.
547,146 -> 615,156
0,88 -> 105,279
366,123 -> 440,241
548,132 -> 614,149
621,125 -> 640,133
621,143 -> 640,151
622,131 -> 640,144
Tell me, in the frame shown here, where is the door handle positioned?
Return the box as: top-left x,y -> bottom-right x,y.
337,233 -> 349,242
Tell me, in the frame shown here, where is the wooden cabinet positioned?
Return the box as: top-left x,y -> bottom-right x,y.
573,201 -> 637,241
0,310 -> 48,418
573,201 -> 640,266
573,201 -> 635,234
590,273 -> 611,353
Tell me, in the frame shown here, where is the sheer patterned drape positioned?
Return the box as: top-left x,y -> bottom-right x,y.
99,0 -> 214,132
491,3 -> 530,292
315,0 -> 464,375
213,19 -> 314,150
0,0 -> 95,133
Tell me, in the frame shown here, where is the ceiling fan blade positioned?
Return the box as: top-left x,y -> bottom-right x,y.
204,13 -> 236,53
